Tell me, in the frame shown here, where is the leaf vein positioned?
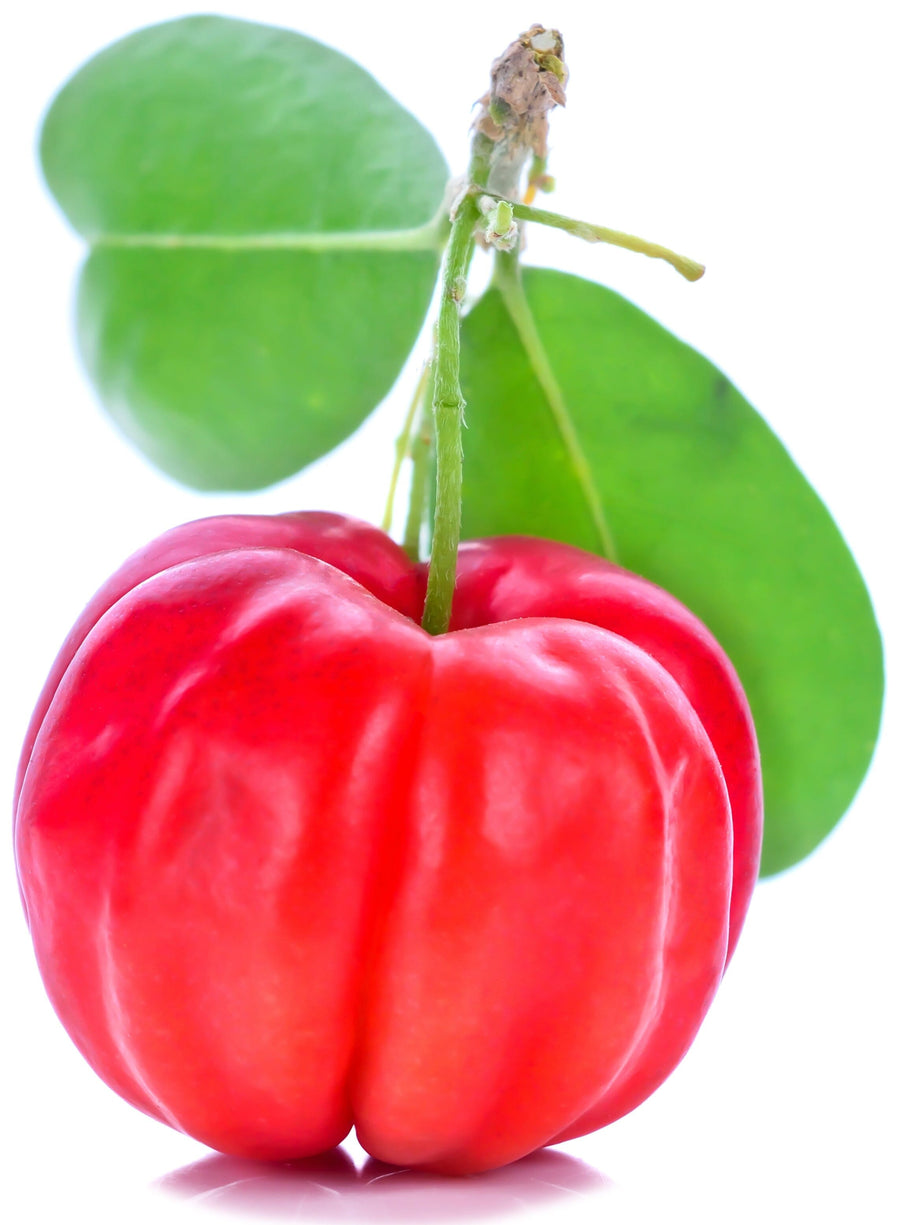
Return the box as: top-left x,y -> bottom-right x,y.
88,218 -> 447,255
493,256 -> 619,562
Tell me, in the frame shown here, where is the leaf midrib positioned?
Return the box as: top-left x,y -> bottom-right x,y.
88,217 -> 446,254
493,259 -> 619,563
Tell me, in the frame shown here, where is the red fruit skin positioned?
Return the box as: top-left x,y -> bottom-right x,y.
447,536 -> 763,966
444,537 -> 763,1142
14,513 -> 754,1175
13,512 -> 425,810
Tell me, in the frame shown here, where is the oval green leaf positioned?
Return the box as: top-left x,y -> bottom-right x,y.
40,16 -> 448,489
459,267 -> 883,876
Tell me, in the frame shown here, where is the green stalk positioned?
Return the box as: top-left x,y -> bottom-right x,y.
402,406 -> 433,561
381,361 -> 431,537
417,25 -> 565,634
419,188 -> 482,634
480,193 -> 705,281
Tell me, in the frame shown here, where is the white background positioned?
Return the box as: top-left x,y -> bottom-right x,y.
2,2 -> 897,1222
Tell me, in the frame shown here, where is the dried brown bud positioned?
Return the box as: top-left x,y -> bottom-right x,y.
473,25 -> 567,199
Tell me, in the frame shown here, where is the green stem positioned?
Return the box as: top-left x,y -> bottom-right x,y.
381,362 -> 431,535
480,193 -> 705,281
420,189 -> 482,634
492,251 -> 619,563
416,19 -> 568,632
402,406 -> 433,561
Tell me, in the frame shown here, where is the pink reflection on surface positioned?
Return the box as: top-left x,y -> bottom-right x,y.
155,1145 -> 611,1221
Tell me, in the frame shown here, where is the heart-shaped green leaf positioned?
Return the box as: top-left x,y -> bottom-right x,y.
40,16 -> 448,489
459,266 -> 883,876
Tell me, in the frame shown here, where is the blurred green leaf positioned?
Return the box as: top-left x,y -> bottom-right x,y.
41,15 -> 447,489
459,267 -> 883,875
